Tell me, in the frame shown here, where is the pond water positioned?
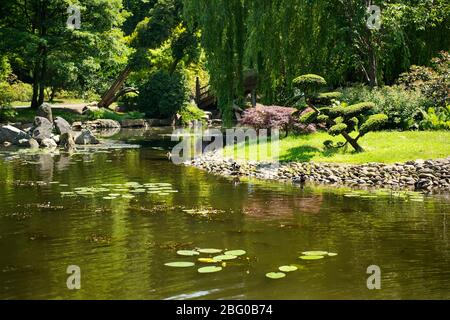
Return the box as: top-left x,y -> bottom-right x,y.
0,129 -> 449,300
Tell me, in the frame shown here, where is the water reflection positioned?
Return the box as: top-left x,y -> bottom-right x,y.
0,129 -> 449,300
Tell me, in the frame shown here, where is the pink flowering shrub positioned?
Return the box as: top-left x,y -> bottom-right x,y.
239,105 -> 316,135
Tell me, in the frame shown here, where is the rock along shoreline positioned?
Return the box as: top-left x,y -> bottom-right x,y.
186,152 -> 450,193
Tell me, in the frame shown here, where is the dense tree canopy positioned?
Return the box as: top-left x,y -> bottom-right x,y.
0,0 -> 130,108
184,0 -> 450,119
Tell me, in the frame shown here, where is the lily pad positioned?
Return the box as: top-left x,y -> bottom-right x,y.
266,272 -> 286,279
198,266 -> 223,274
165,262 -> 195,268
302,251 -> 328,256
197,248 -> 222,254
213,254 -> 238,261
224,250 -> 246,256
299,255 -> 324,260
177,250 -> 200,256
198,258 -> 218,264
278,265 -> 298,272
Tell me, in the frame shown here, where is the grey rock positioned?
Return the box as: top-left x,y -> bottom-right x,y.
75,129 -> 99,145
41,138 -> 57,148
54,116 -> 72,135
120,119 -> 147,128
18,138 -> 39,149
72,121 -> 83,130
86,119 -> 121,129
37,103 -> 53,122
32,117 -> 53,142
60,132 -> 76,152
0,125 -> 31,144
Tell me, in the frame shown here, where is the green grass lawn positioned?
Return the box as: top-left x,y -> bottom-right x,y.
11,98 -> 88,107
226,131 -> 450,164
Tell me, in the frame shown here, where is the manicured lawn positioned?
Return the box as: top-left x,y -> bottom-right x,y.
226,131 -> 450,164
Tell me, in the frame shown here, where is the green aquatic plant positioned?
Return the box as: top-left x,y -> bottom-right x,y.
177,250 -> 199,257
213,255 -> 238,261
299,255 -> 325,260
265,272 -> 286,280
198,266 -> 223,274
197,248 -> 223,254
302,251 -> 328,256
165,262 -> 195,268
224,250 -> 246,256
278,266 -> 298,272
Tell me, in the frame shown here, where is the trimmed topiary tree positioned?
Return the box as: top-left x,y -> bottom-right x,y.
294,74 -> 387,152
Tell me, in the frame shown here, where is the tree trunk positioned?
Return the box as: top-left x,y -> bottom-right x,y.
98,65 -> 132,108
31,61 -> 41,109
341,131 -> 364,152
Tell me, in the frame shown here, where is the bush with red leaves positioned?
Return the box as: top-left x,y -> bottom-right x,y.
239,105 -> 316,135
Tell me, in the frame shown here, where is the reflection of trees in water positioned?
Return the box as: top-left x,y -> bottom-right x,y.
242,194 -> 324,218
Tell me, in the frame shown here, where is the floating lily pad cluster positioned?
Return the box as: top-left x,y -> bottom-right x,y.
60,182 -> 178,200
343,189 -> 425,202
299,251 -> 337,260
165,248 -> 247,274
266,250 -> 338,280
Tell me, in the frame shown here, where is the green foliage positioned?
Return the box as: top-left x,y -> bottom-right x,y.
293,74 -> 327,98
313,92 -> 343,106
359,114 -> 389,136
178,102 -> 206,125
398,51 -> 450,107
340,85 -> 428,130
0,81 -> 17,122
295,74 -> 388,152
316,114 -> 329,123
329,123 -> 348,136
185,0 -> 450,113
137,70 -> 188,118
299,110 -> 317,125
0,0 -> 130,108
86,109 -> 145,122
328,102 -> 375,119
417,106 -> 450,130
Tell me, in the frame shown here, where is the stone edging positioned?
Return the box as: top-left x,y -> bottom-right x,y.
186,153 -> 450,192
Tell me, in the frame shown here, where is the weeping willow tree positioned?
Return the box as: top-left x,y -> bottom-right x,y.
184,0 -> 449,122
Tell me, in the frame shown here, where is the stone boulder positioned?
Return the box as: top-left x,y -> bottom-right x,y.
32,116 -> 53,143
0,125 -> 31,144
72,121 -> 83,131
37,103 -> 53,123
86,119 -> 121,130
120,119 -> 148,128
41,138 -> 58,149
18,138 -> 39,149
75,129 -> 99,145
60,132 -> 76,152
54,116 -> 72,135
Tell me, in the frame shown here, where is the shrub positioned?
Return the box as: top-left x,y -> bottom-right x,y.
137,70 -> 189,118
178,102 -> 206,126
311,92 -> 343,106
417,105 -> 450,130
86,109 -> 145,122
9,81 -> 33,102
398,51 -> 449,107
239,105 -> 316,135
0,81 -> 16,122
340,84 -> 428,130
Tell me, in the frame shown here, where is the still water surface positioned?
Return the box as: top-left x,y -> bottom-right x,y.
0,129 -> 449,299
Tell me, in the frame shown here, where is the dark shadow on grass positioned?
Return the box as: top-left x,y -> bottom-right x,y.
280,145 -> 342,162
